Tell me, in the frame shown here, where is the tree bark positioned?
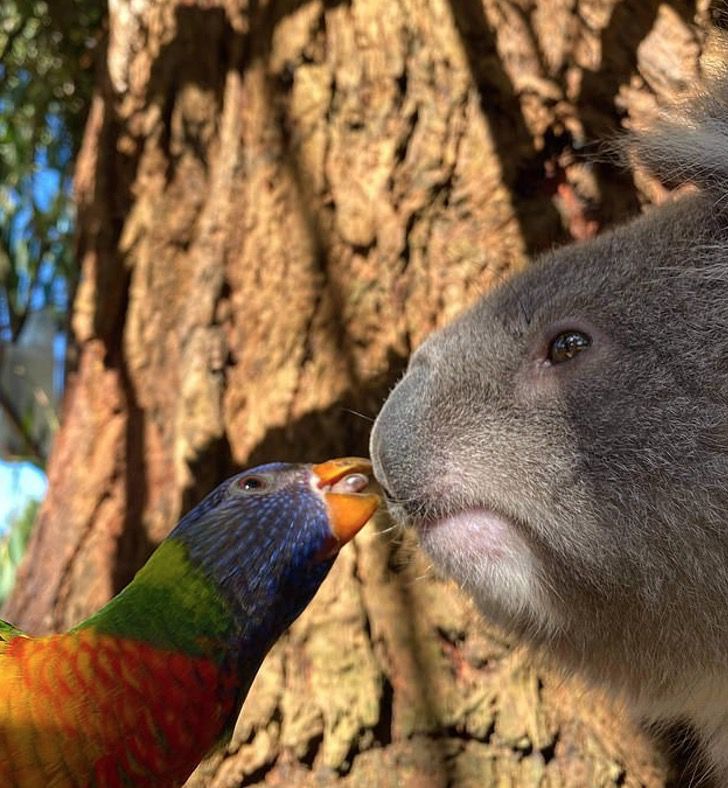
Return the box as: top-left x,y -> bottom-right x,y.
5,0 -> 712,784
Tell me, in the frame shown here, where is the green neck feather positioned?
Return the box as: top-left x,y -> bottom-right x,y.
0,619 -> 24,643
75,539 -> 237,658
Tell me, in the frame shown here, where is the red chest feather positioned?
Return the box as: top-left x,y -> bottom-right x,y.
0,631 -> 239,787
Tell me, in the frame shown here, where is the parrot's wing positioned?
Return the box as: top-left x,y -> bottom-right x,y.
0,619 -> 24,648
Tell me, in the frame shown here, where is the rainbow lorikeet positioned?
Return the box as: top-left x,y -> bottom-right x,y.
0,457 -> 379,787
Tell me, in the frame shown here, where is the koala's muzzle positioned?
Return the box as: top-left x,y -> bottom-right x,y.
370,363 -> 433,519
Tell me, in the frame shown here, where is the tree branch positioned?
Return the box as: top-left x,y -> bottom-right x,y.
0,378 -> 45,467
11,238 -> 48,342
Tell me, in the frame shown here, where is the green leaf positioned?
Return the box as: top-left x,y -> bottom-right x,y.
0,497 -> 39,605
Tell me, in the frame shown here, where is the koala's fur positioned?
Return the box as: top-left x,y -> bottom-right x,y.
370,77 -> 728,779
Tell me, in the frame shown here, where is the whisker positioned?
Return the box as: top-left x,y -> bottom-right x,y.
341,408 -> 375,423
373,522 -> 402,536
412,565 -> 435,582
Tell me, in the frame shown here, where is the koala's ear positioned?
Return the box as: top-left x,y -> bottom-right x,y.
623,49 -> 728,202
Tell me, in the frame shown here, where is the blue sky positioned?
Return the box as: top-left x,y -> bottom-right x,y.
0,150 -> 66,535
0,461 -> 46,534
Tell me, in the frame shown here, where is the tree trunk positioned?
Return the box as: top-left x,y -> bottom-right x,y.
4,0 -> 711,784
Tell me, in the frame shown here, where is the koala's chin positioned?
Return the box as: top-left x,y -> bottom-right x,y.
416,507 -> 558,633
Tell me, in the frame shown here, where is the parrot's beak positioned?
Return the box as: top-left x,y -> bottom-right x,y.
311,457 -> 381,545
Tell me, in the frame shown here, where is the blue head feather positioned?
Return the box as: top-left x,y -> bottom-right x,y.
169,462 -> 336,664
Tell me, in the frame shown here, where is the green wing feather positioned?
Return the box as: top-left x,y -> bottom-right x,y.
0,619 -> 24,644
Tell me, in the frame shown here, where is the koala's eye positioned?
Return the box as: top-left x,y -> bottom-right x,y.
547,331 -> 591,364
237,475 -> 268,492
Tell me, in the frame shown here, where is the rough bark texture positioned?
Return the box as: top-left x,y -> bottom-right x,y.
4,0 -> 717,784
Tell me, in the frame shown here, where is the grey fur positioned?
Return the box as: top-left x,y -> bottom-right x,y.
370,76 -> 728,779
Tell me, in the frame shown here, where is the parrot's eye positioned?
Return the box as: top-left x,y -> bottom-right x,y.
547,330 -> 591,364
237,475 -> 268,492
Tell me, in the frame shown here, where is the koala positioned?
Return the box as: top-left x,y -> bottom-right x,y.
370,78 -> 728,781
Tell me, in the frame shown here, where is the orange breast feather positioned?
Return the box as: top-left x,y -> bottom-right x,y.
0,630 -> 238,787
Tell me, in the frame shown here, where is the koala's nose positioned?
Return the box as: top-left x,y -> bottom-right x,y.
369,401 -> 396,494
370,365 -> 429,500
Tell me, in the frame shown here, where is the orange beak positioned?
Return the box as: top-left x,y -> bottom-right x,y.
311,457 -> 380,546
